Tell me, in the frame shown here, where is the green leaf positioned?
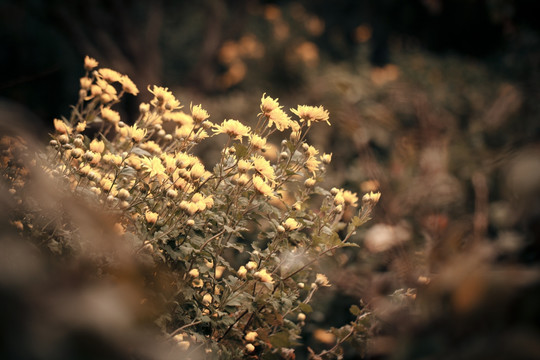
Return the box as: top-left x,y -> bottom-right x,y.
299,303 -> 313,313
350,305 -> 361,316
233,143 -> 249,158
269,331 -> 292,348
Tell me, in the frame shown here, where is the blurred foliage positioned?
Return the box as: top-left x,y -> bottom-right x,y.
1,0 -> 540,359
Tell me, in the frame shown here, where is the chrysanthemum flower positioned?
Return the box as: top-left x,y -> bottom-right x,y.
315,273 -> 330,287
145,211 -> 158,224
254,268 -> 274,283
237,159 -> 252,173
141,156 -> 167,182
101,107 -> 120,125
251,155 -> 275,183
291,105 -> 330,126
260,93 -> 280,115
253,175 -> 274,197
191,104 -> 209,123
213,119 -> 251,140
98,68 -> 122,83
166,111 -> 193,127
54,119 -> 71,134
84,55 -> 99,71
119,75 -> 139,95
148,85 -> 181,111
249,134 -> 267,151
305,156 -> 321,175
89,139 -> 105,153
342,190 -> 359,207
268,107 -> 292,131
245,331 -> 258,342
283,218 -> 300,231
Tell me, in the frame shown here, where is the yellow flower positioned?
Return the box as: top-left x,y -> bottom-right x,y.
98,68 -> 122,83
120,124 -> 147,142
188,269 -> 200,278
101,107 -> 120,125
305,156 -> 321,175
84,55 -> 98,71
252,175 -> 274,197
342,190 -> 359,207
254,268 -> 274,283
268,107 -> 292,131
321,153 -> 332,164
249,134 -> 267,151
145,211 -> 158,224
216,265 -> 226,279
283,218 -> 300,231
190,162 -> 206,180
362,191 -> 381,204
305,145 -> 318,158
245,344 -> 255,353
89,139 -> 105,153
260,93 -> 280,115
251,155 -> 275,183
166,111 -> 193,127
315,273 -> 330,287
175,125 -> 195,141
79,77 -> 92,90
202,293 -> 213,306
140,140 -> 162,155
141,156 -> 167,181
75,121 -> 87,133
246,261 -> 258,270
213,119 -> 251,140
237,266 -> 247,278
119,75 -> 139,95
245,331 -> 258,342
291,105 -> 330,126
237,159 -> 252,173
148,85 -> 181,111
54,118 -> 71,134
191,104 -> 209,123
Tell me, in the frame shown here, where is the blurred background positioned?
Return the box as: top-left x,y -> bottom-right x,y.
1,0 -> 540,359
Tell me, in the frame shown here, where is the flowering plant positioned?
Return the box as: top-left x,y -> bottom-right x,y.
2,56 -> 379,359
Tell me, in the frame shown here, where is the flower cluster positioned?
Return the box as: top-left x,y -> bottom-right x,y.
3,57 -> 380,359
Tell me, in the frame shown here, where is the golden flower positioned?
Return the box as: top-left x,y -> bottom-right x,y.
213,119 -> 251,140
215,265 -> 226,279
80,77 -> 92,90
121,124 -> 147,142
297,313 -> 306,321
126,154 -> 142,170
252,175 -> 274,197
145,211 -> 158,224
342,190 -> 359,207
160,153 -> 176,173
98,68 -> 122,83
333,191 -> 345,206
305,145 -> 318,158
89,139 -> 105,153
203,195 -> 214,209
249,134 -> 267,151
305,156 -> 321,174
175,125 -> 195,141
97,78 -> 117,96
254,268 -> 274,283
202,293 -> 213,306
101,107 -> 120,125
192,278 -> 203,288
237,266 -> 247,278
245,344 -> 255,353
166,111 -> 193,127
304,177 -> 316,187
190,162 -> 206,180
75,121 -> 87,133
362,191 -> 381,204
148,85 -> 181,111
268,107 -> 292,131
141,156 -> 167,181
260,93 -> 280,115
246,261 -> 258,270
321,153 -> 332,164
315,273 -> 330,287
140,140 -> 162,155
245,331 -> 258,342
191,104 -> 209,123
237,159 -> 252,173
251,155 -> 275,183
283,218 -> 300,231
54,118 -> 71,134
291,105 -> 330,126
188,269 -> 199,278
119,75 -> 139,95
84,55 -> 98,71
